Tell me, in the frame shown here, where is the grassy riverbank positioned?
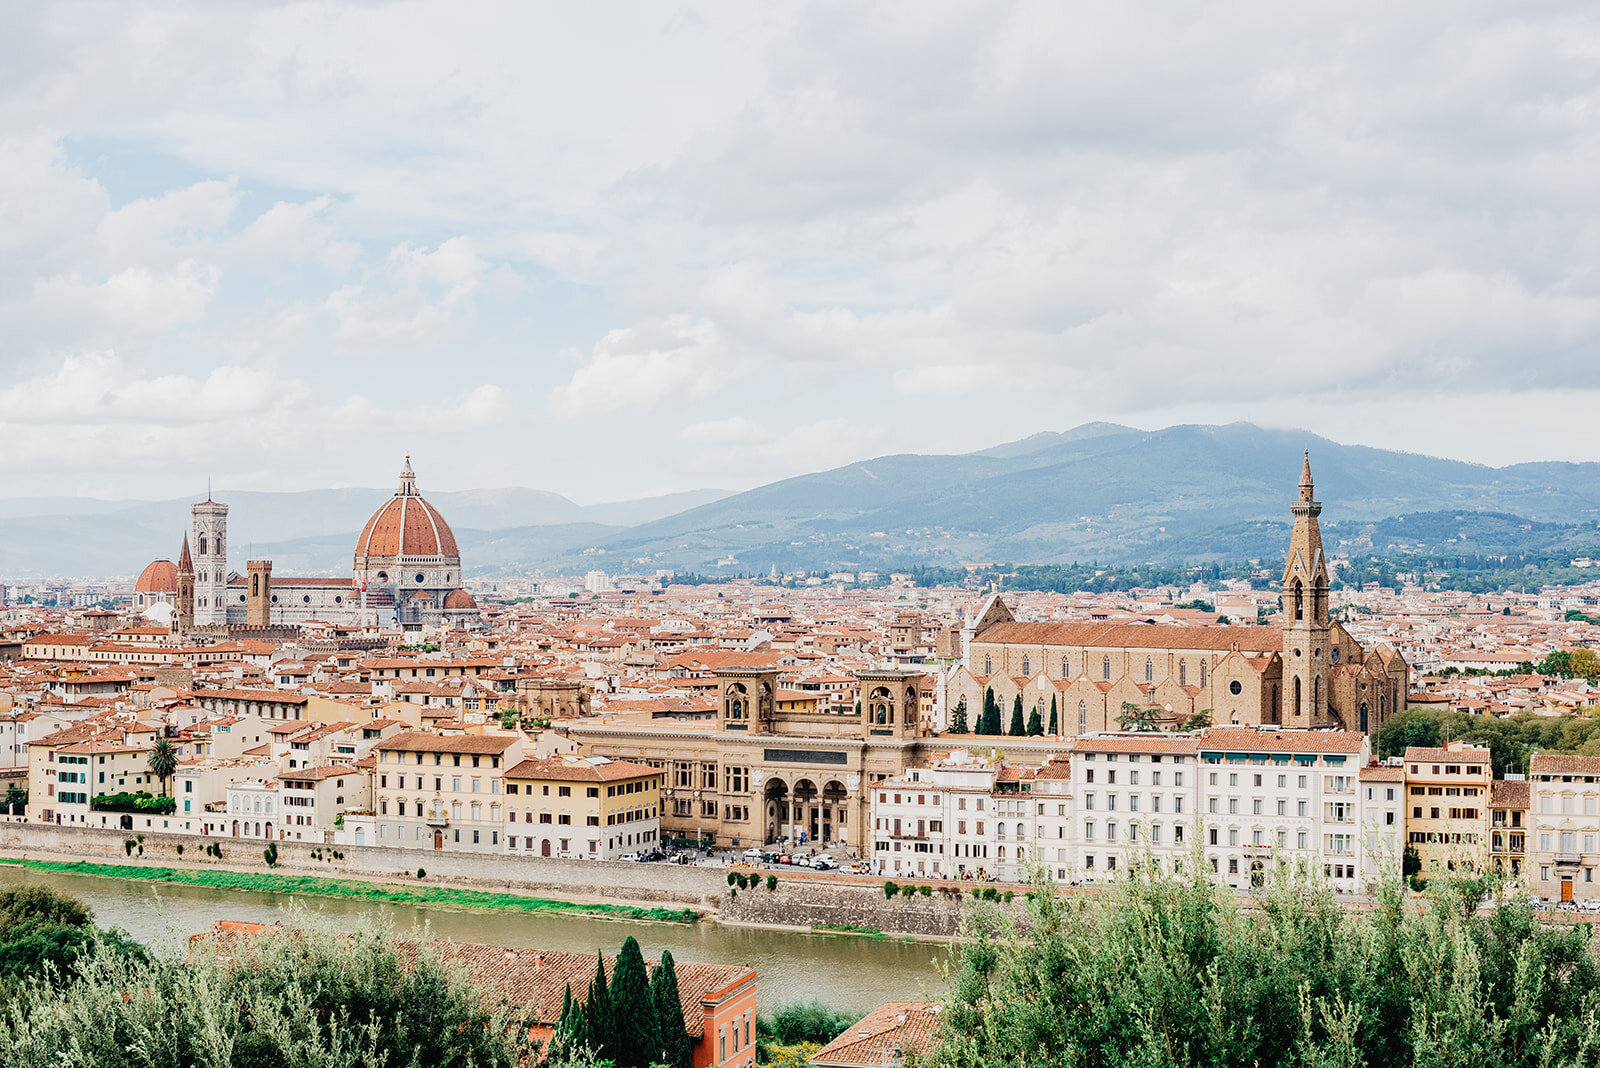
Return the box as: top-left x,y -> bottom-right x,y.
0,858 -> 700,924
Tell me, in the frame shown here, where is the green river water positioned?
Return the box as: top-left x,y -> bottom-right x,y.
0,866 -> 948,1016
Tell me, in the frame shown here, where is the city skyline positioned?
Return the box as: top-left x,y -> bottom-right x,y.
4,3 -> 1599,501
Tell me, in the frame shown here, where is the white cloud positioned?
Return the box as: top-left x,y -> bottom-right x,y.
551,316 -> 732,419
680,416 -> 763,444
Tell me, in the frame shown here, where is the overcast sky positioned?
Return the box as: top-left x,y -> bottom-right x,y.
4,2 -> 1599,501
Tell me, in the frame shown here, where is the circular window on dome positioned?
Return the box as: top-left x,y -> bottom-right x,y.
271,595 -> 279,603
376,571 -> 388,582
303,595 -> 311,604
335,596 -> 342,604
1229,680 -> 1243,696
416,573 -> 426,583
239,595 -> 246,603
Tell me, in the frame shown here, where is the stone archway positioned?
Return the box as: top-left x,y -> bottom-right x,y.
821,780 -> 848,844
764,778 -> 790,844
793,779 -> 819,844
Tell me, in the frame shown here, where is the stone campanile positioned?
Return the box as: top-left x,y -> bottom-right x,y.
191,498 -> 230,627
174,533 -> 195,634
1281,451 -> 1332,724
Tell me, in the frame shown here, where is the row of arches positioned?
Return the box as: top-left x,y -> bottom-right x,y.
762,777 -> 849,845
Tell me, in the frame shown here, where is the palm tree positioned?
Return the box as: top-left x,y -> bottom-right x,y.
147,739 -> 178,797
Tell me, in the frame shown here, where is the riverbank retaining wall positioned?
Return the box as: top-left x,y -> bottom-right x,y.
0,824 -> 1018,937
718,876 -> 1027,937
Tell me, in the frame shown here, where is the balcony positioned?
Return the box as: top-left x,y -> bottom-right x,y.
423,812 -> 451,828
1555,852 -> 1581,866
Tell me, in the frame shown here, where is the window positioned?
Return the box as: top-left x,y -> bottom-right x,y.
1103,656 -> 1111,680
1145,657 -> 1154,682
1022,656 -> 1030,676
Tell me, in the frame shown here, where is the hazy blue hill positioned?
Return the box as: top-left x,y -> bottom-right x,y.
9,423 -> 1600,579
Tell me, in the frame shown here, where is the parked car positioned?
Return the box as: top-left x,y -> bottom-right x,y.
1578,898 -> 1600,913
618,852 -> 641,862
779,854 -> 794,865
742,847 -> 765,862
811,854 -> 837,870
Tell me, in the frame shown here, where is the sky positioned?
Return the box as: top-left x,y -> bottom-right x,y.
3,1 -> 1599,502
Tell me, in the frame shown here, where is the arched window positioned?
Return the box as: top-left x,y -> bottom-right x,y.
984,654 -> 992,675
1022,656 -> 1030,677
1102,656 -> 1111,680
1078,700 -> 1087,733
1293,580 -> 1304,622
1062,655 -> 1069,677
1312,675 -> 1320,714
1200,661 -> 1208,686
1293,676 -> 1302,717
198,536 -> 207,555
1179,660 -> 1188,686
1145,657 -> 1154,682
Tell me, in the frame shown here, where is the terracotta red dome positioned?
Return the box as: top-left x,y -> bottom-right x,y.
135,559 -> 178,593
442,588 -> 477,611
353,458 -> 459,561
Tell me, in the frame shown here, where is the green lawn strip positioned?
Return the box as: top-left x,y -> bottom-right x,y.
4,859 -> 698,924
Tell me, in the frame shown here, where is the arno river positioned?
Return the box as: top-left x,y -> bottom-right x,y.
0,866 -> 949,1015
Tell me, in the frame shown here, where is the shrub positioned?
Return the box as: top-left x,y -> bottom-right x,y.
262,842 -> 278,868
919,884 -> 932,897
174,844 -> 183,857
884,881 -> 900,899
92,792 -> 175,816
1002,890 -> 1014,904
416,868 -> 426,879
729,887 -> 737,900
766,875 -> 777,892
727,872 -> 738,887
124,840 -> 135,857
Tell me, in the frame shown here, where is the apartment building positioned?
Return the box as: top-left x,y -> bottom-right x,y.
279,764 -> 369,842
1526,754 -> 1600,902
871,752 -> 1000,879
502,754 -> 661,860
1489,778 -> 1530,882
1359,763 -> 1405,889
372,731 -> 522,852
1403,742 -> 1492,874
1032,761 -> 1074,881
175,757 -> 277,834
1074,734 -> 1200,882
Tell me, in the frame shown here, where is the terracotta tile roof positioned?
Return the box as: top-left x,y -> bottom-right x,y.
1200,727 -> 1364,754
810,1001 -> 944,1068
1070,735 -> 1200,755
1359,765 -> 1405,782
1491,779 -> 1531,807
375,731 -> 518,755
975,621 -> 1282,654
1530,753 -> 1600,776
504,756 -> 658,782
1404,746 -> 1491,763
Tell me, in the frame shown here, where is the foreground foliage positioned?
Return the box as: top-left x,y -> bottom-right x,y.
0,918 -> 539,1067
924,863 -> 1600,1068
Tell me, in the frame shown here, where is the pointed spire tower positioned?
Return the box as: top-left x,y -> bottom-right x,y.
1281,451 -> 1332,724
174,532 -> 196,634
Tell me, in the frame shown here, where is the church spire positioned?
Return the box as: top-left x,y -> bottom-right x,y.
177,532 -> 193,573
1299,450 -> 1314,502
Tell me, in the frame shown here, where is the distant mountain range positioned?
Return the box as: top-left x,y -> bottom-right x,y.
7,422 -> 1600,580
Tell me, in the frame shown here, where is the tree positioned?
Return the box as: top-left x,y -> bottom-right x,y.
1008,695 -> 1025,736
1179,708 -> 1214,731
1026,703 -> 1043,736
950,696 -> 968,734
1048,695 -> 1058,737
3,784 -> 25,816
585,952 -> 614,1061
1117,701 -> 1161,732
1570,648 -> 1600,682
608,936 -> 661,1068
146,739 -> 178,797
652,950 -> 693,1068
0,885 -> 92,937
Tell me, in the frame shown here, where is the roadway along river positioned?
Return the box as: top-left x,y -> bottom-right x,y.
0,866 -> 950,1015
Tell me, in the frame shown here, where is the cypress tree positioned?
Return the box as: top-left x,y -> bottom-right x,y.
1027,703 -> 1043,736
585,953 -> 614,1062
554,982 -> 591,1062
1048,695 -> 1058,736
609,936 -> 661,1068
950,696 -> 968,734
652,950 -> 693,1068
981,688 -> 997,735
1009,694 -> 1025,736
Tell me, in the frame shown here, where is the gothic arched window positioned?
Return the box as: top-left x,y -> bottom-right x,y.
984,654 -> 992,675
1293,580 -> 1304,622
1293,676 -> 1302,717
1078,700 -> 1087,733
1103,656 -> 1111,680
1145,657 -> 1154,682
1179,661 -> 1187,686
198,536 -> 207,555
1200,661 -> 1208,686
1022,656 -> 1030,677
1062,655 -> 1069,677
